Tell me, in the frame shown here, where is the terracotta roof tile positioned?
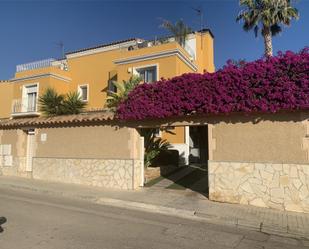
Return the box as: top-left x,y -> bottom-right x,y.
0,111 -> 115,128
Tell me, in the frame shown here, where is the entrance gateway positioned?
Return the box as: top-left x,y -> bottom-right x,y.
142,124 -> 210,196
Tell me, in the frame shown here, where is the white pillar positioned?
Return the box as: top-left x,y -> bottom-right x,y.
26,129 -> 35,172
140,136 -> 145,187
185,126 -> 190,165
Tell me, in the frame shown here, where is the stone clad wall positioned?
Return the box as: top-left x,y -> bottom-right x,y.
209,161 -> 309,213
33,158 -> 142,190
0,157 -> 28,178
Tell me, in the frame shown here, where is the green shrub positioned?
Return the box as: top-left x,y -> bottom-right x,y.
141,128 -> 171,168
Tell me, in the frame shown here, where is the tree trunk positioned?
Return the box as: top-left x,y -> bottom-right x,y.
263,27 -> 273,57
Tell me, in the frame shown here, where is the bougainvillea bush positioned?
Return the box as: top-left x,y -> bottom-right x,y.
117,48 -> 309,120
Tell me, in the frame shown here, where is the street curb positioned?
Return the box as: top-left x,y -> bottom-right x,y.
0,181 -> 308,240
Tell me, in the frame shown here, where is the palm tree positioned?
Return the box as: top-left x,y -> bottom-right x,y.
160,19 -> 192,47
236,0 -> 299,57
39,88 -> 86,116
106,76 -> 141,110
62,92 -> 87,115
39,88 -> 65,116
141,128 -> 171,168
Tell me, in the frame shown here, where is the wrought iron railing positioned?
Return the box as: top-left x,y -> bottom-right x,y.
12,99 -> 38,114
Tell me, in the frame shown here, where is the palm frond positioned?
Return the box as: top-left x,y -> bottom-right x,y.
39,88 -> 65,116
106,76 -> 141,110
39,88 -> 86,116
63,92 -> 87,115
160,19 -> 192,47
237,0 -> 298,34
141,128 -> 171,167
236,0 -> 299,56
270,23 -> 282,36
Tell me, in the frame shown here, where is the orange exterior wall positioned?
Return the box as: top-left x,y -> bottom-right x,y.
66,41 -> 183,109
11,77 -> 70,100
66,49 -> 119,109
161,127 -> 185,144
0,30 -> 215,128
117,56 -> 178,82
0,82 -> 13,119
195,32 -> 215,73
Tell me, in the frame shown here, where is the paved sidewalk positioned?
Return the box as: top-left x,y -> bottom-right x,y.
0,176 -> 309,240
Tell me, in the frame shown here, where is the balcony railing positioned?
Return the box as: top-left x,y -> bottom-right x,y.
16,58 -> 56,72
134,35 -> 196,60
12,99 -> 39,116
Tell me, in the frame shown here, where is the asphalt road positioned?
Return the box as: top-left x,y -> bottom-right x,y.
0,187 -> 308,249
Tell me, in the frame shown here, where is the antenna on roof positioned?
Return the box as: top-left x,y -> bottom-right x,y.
55,41 -> 65,59
192,6 -> 205,49
192,6 -> 204,32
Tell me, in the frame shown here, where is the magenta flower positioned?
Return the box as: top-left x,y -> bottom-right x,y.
117,48 -> 309,120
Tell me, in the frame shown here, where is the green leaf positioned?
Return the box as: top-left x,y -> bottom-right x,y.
106,76 -> 141,110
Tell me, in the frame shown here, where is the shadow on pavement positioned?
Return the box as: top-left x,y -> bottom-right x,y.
145,164 -> 209,198
165,164 -> 209,197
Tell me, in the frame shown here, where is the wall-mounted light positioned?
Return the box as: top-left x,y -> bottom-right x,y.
27,129 -> 35,135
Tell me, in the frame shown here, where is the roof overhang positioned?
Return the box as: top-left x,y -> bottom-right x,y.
11,73 -> 71,83
114,49 -> 198,72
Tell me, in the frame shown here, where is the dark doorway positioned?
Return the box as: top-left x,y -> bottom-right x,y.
189,125 -> 209,165
143,125 -> 210,197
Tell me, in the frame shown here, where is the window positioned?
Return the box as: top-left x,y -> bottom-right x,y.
24,85 -> 38,112
78,85 -> 89,102
108,73 -> 117,93
108,80 -> 117,93
136,66 -> 157,83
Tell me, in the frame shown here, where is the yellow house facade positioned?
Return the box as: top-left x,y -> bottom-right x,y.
0,29 -> 215,165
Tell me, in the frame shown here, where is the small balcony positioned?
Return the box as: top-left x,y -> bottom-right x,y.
11,99 -> 40,118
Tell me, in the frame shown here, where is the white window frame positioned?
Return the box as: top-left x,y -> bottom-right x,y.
133,63 -> 159,83
21,83 -> 39,113
78,84 -> 89,102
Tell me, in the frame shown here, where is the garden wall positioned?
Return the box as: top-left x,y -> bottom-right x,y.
0,118 -> 143,190
0,129 -> 28,177
208,112 -> 309,213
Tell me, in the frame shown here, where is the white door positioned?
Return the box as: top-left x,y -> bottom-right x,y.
26,130 -> 35,172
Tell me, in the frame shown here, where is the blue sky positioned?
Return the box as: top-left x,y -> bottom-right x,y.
0,0 -> 308,79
